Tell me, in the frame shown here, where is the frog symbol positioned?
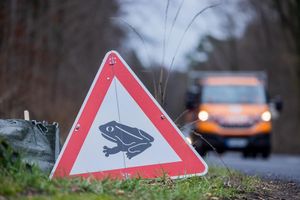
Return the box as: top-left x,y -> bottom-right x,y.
99,121 -> 154,159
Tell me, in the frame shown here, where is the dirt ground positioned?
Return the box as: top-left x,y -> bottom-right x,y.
241,179 -> 300,200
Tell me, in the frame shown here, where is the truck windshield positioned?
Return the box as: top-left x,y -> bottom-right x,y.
201,85 -> 266,104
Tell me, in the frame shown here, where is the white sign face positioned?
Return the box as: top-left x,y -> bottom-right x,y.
70,78 -> 181,175
50,50 -> 207,179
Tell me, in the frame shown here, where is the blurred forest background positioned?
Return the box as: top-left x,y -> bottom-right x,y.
0,0 -> 299,154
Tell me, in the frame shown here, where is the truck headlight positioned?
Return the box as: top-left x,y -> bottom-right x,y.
186,137 -> 192,144
261,111 -> 271,121
198,110 -> 209,121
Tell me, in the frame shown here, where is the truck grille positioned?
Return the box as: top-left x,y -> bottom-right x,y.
219,122 -> 254,128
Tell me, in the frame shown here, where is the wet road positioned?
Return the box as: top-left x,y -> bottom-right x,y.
205,153 -> 300,183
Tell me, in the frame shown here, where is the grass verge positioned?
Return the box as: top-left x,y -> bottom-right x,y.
0,139 -> 260,200
0,164 -> 260,199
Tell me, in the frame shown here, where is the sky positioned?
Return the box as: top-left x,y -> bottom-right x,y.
120,0 -> 253,71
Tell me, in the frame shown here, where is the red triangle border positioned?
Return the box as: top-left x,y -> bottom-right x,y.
50,51 -> 207,179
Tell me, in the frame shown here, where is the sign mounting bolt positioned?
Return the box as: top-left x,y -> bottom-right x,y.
75,124 -> 80,131
109,56 -> 116,65
160,115 -> 165,120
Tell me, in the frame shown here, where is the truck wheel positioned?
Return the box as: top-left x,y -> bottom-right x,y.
261,148 -> 270,159
197,148 -> 207,157
193,140 -> 207,157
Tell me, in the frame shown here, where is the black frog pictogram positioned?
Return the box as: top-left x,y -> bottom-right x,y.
99,121 -> 154,159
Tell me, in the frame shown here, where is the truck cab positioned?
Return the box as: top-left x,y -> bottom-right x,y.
185,72 -> 277,158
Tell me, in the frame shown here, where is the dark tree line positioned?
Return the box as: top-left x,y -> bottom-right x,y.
0,0 -> 126,136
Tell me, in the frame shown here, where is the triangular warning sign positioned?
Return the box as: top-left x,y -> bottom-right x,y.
50,51 -> 207,179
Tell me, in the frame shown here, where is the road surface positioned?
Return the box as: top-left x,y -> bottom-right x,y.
205,152 -> 300,183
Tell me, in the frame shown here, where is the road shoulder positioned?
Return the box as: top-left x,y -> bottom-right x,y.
240,178 -> 300,199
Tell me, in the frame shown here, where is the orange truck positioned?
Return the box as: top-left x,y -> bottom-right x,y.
185,71 -> 282,158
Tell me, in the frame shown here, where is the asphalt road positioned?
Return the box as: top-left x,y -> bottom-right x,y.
205,152 -> 300,183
